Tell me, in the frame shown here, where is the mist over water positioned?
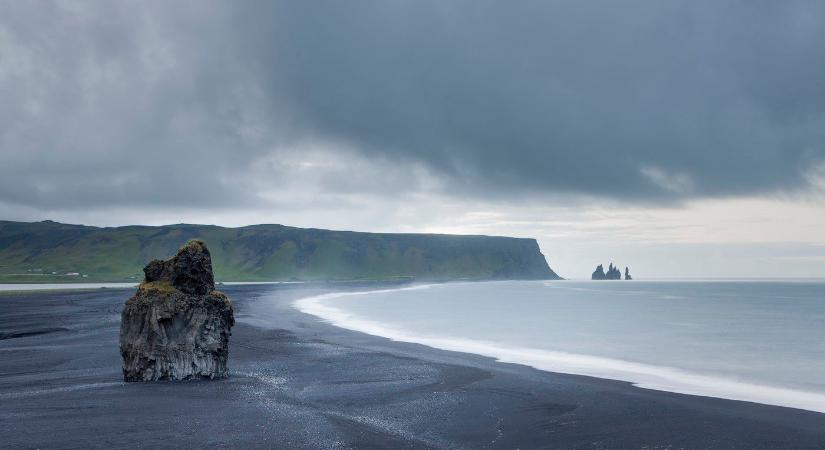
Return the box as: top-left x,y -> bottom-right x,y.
296,280 -> 825,413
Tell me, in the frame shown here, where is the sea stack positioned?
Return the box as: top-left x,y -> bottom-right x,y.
624,267 -> 632,280
591,263 -> 625,280
591,264 -> 607,280
120,240 -> 234,381
606,263 -> 621,280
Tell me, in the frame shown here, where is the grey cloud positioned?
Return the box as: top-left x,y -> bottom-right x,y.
1,0 -> 824,211
252,0 -> 825,200
0,1 -> 269,208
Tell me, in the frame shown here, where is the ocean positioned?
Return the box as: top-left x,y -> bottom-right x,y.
296,279 -> 825,413
0,281 -> 296,292
0,283 -> 139,291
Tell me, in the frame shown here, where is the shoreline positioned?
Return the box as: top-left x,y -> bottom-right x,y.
3,283 -> 825,448
293,283 -> 825,414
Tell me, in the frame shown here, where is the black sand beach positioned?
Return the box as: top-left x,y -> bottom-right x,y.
3,283 -> 825,449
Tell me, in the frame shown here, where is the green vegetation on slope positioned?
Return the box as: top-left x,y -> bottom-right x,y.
0,220 -> 560,283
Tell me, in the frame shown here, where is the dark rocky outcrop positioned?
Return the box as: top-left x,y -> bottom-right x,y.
624,267 -> 632,280
143,240 -> 215,295
591,263 -> 627,280
606,263 -> 621,280
120,240 -> 234,381
591,264 -> 607,280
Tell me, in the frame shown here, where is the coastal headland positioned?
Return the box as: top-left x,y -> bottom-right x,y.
0,220 -> 559,283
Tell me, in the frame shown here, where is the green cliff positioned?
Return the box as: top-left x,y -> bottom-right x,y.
0,220 -> 560,283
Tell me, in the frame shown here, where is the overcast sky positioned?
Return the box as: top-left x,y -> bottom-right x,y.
1,1 -> 824,278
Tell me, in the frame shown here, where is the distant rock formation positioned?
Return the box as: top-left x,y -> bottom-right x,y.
624,267 -> 632,280
591,264 -> 607,280
606,263 -> 621,280
591,263 -> 627,280
120,240 -> 234,381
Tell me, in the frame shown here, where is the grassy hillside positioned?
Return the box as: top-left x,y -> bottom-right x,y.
0,220 -> 560,283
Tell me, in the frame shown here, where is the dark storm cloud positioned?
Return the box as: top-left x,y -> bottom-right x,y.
252,0 -> 825,200
1,0 -> 824,210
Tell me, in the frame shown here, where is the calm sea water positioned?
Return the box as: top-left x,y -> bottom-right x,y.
0,281 -> 295,292
296,280 -> 825,413
0,283 -> 139,291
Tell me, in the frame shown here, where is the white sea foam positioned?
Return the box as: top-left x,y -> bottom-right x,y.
295,286 -> 825,414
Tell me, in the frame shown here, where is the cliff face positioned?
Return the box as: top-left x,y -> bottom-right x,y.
120,241 -> 234,381
0,220 -> 561,282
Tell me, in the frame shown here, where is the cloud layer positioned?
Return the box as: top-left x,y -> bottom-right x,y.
1,0 -> 825,212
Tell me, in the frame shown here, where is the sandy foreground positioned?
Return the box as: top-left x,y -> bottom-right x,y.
2,283 -> 825,449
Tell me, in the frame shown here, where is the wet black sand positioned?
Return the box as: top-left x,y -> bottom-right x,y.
2,283 -> 825,449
